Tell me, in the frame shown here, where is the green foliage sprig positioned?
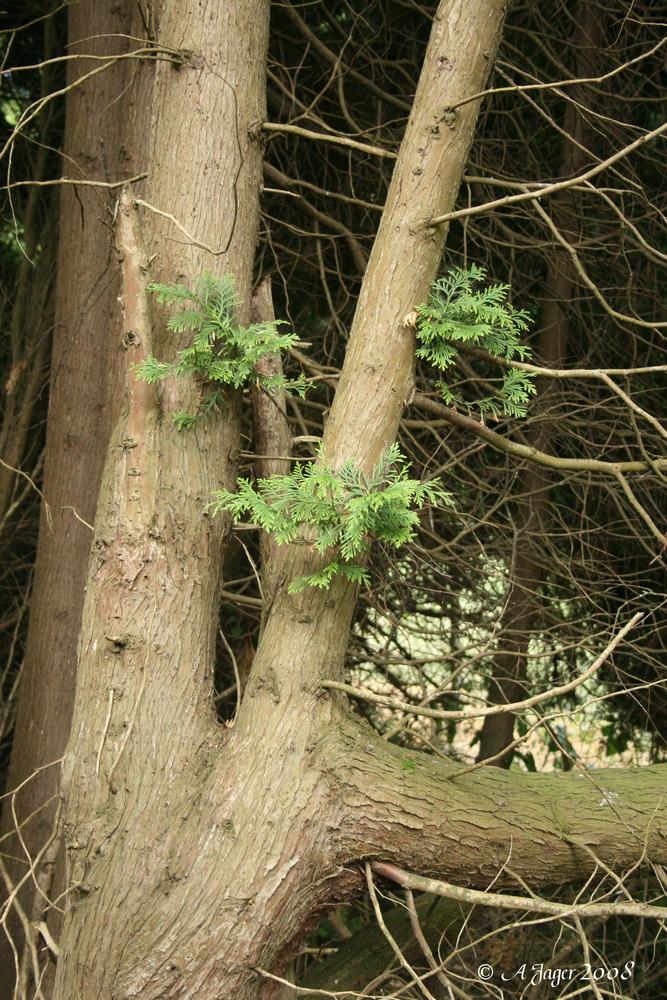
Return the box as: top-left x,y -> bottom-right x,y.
209,444 -> 450,592
133,273 -> 306,429
415,264 -> 536,418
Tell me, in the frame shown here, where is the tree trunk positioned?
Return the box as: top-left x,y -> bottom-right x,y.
0,12 -> 57,528
53,0 -> 269,996
474,276 -> 571,767
476,3 -> 601,766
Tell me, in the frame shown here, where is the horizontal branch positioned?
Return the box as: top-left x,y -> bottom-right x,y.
372,861 -> 667,921
0,41 -> 181,78
2,173 -> 148,192
429,117 -> 667,225
447,36 -> 667,112
261,122 -> 397,159
1,49 -> 179,164
321,715 -> 667,890
219,589 -> 263,608
464,353 -> 667,381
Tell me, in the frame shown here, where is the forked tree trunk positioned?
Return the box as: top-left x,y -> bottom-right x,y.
53,0 -> 268,996
51,3 -> 667,999
53,3 -> 508,995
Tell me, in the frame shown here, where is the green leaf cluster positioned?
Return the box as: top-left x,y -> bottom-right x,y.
415,264 -> 536,418
133,273 -> 306,429
209,444 -> 450,592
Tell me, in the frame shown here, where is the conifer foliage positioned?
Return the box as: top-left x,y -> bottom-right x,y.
146,267 -> 535,590
133,273 -> 305,429
414,265 -> 536,418
210,444 -> 450,591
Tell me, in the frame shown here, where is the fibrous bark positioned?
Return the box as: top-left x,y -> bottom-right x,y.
53,0 -> 269,996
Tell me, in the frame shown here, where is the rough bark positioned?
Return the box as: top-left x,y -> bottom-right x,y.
52,0 -> 269,996
239,0 -> 512,744
0,4 -> 152,994
319,714 -> 667,887
50,4 -> 517,998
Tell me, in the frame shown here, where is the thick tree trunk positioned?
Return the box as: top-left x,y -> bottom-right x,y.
53,4 -> 513,998
53,1 -> 269,996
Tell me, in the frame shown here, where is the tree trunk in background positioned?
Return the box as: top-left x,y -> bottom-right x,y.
0,3 -> 152,994
0,14 -> 57,529
476,5 -> 600,766
250,275 -> 292,616
474,278 -> 570,767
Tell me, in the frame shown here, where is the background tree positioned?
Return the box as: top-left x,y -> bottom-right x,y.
1,1 -> 666,998
0,3 -> 153,988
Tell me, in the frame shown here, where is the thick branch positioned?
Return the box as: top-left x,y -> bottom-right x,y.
240,0 -> 512,739
323,0 -> 510,474
319,715 -> 667,889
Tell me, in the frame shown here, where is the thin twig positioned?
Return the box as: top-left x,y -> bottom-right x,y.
219,629 -> 242,720
372,862 -> 667,921
324,612 -> 643,722
364,862 -> 439,1000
